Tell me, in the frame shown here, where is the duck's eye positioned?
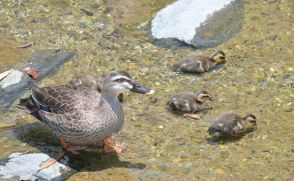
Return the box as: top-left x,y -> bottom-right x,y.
116,78 -> 125,82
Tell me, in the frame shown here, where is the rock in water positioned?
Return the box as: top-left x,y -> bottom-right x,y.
0,152 -> 75,180
150,0 -> 244,48
0,50 -> 75,114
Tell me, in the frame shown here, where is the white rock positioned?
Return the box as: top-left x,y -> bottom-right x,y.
0,69 -> 23,88
0,152 -> 72,180
151,0 -> 243,48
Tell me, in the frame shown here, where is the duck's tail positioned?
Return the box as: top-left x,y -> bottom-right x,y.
16,68 -> 41,119
17,96 -> 42,120
17,97 -> 37,113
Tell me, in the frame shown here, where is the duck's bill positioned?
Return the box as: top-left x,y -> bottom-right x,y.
131,83 -> 155,94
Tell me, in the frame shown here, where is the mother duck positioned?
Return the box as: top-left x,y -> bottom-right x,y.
17,70 -> 154,166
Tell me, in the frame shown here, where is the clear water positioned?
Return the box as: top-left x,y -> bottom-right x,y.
0,0 -> 293,180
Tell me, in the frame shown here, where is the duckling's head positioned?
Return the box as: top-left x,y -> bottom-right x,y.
102,70 -> 154,96
195,91 -> 211,103
243,113 -> 257,130
211,50 -> 226,63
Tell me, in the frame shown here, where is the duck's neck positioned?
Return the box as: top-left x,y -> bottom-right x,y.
101,89 -> 124,120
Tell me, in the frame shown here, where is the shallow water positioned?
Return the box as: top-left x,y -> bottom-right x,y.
0,0 -> 293,180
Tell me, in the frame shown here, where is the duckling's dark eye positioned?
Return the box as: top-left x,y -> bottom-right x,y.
116,78 -> 125,82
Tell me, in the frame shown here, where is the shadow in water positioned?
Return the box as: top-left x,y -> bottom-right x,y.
207,137 -> 242,145
207,131 -> 257,145
12,122 -> 146,172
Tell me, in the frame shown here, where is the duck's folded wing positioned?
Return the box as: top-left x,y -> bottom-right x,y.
31,85 -> 101,133
37,110 -> 86,136
31,84 -> 101,113
31,85 -> 78,113
175,58 -> 205,73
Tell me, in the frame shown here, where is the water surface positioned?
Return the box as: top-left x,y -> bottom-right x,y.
0,0 -> 293,180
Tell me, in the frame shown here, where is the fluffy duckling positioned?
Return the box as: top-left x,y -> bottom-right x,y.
173,50 -> 226,73
208,113 -> 257,139
166,91 -> 212,119
70,74 -> 124,102
69,74 -> 105,91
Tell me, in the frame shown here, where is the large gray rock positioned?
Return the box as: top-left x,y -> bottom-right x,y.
0,152 -> 76,180
0,50 -> 75,114
150,0 -> 244,48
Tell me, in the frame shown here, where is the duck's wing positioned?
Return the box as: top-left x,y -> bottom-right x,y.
167,93 -> 195,113
31,85 -> 101,127
31,85 -> 98,112
210,113 -> 245,137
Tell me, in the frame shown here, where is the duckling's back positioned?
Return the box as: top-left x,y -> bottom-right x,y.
208,113 -> 243,138
173,55 -> 214,73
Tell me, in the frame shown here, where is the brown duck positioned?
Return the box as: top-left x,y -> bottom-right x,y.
173,50 -> 226,73
17,70 -> 154,169
208,113 -> 257,139
166,91 -> 212,119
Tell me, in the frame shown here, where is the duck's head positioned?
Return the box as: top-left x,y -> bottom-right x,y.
102,70 -> 155,96
243,113 -> 257,130
195,91 -> 212,103
211,50 -> 226,63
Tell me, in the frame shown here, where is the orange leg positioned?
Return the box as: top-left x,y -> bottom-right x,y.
60,137 -> 80,155
60,137 -> 71,150
103,136 -> 127,154
38,137 -> 79,170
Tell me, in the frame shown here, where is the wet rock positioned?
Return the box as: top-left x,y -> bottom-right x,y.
150,0 -> 244,48
0,50 -> 75,114
15,42 -> 33,48
0,152 -> 76,180
0,69 -> 23,89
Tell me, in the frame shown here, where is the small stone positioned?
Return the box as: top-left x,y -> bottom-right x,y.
90,3 -> 100,9
215,168 -> 224,174
250,16 -> 259,20
269,34 -> 278,41
158,125 -> 164,129
80,8 -> 94,16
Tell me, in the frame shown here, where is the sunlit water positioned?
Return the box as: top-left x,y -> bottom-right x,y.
0,0 -> 293,180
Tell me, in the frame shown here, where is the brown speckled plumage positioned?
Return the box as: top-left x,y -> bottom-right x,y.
208,113 -> 257,139
166,91 -> 211,114
173,50 -> 225,73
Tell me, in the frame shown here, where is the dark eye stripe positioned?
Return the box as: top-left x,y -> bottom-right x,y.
115,78 -> 131,83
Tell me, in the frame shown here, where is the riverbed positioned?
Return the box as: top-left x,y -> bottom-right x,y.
0,0 -> 293,180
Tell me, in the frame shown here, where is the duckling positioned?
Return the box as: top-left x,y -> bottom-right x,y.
173,50 -> 226,73
208,113 -> 257,139
166,91 -> 212,119
69,74 -> 100,90
70,74 -> 124,102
